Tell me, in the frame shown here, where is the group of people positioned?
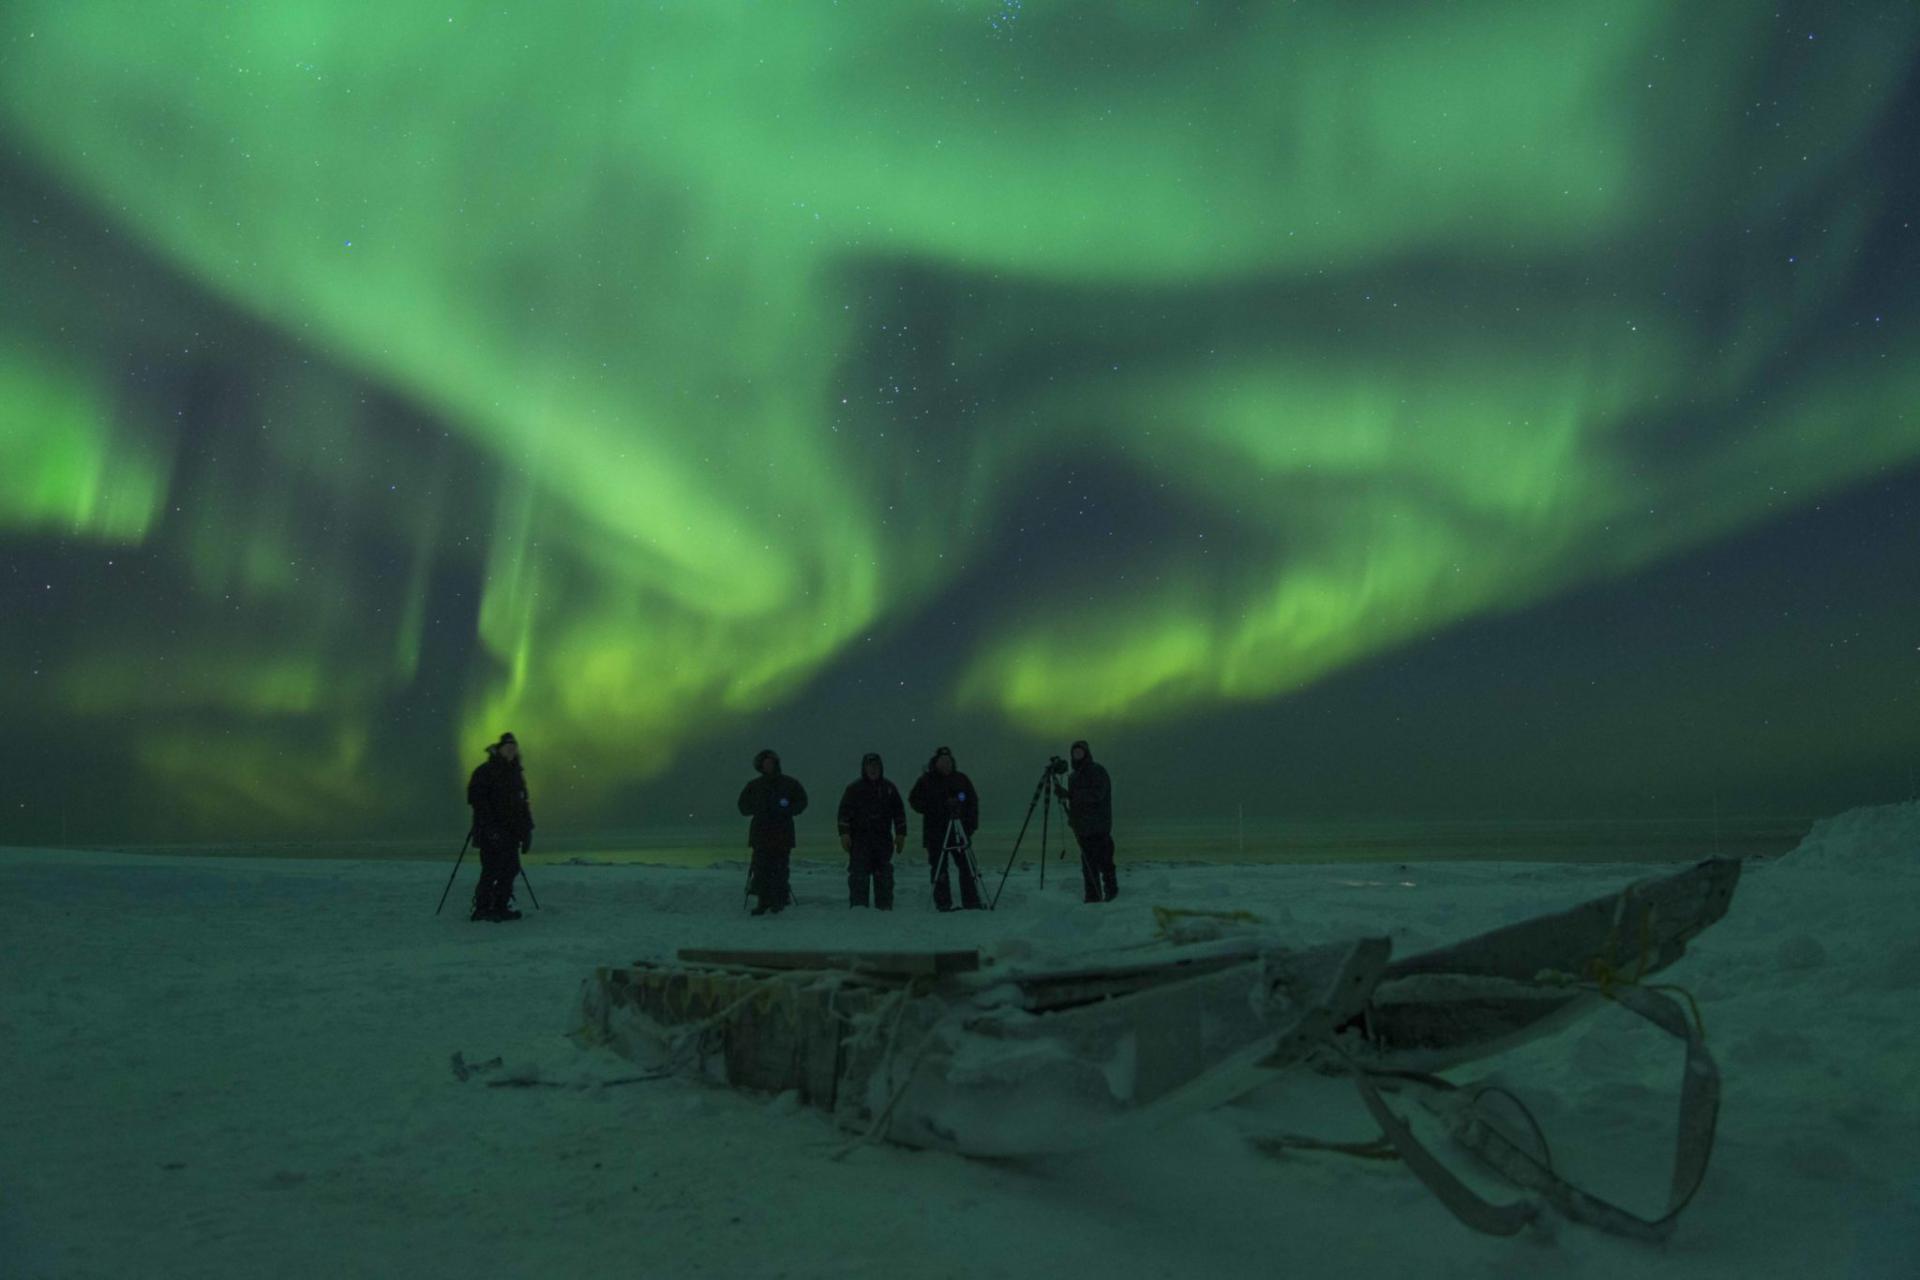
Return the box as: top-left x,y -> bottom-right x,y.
459,733 -> 1117,922
735,741 -> 1117,916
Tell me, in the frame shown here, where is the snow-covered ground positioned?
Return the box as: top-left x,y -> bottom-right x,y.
3,804 -> 1916,1278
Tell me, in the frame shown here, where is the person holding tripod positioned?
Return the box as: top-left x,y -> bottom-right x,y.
466,732 -> 534,922
909,746 -> 984,911
837,752 -> 907,909
739,748 -> 808,916
1054,738 -> 1116,902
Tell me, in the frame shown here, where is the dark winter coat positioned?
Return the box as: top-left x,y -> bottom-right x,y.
838,759 -> 907,848
467,750 -> 535,850
738,750 -> 809,852
1064,740 -> 1112,836
908,765 -> 980,851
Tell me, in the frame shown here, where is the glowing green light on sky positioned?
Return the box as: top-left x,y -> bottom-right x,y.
1,2 -> 1915,833
1,353 -> 169,542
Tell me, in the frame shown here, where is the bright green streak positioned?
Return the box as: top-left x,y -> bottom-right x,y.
0,353 -> 169,541
0,2 -> 1915,826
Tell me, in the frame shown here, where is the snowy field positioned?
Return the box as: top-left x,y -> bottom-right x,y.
3,804 -> 1916,1279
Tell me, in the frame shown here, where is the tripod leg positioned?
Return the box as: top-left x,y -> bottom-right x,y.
956,820 -> 988,908
435,829 -> 474,916
963,841 -> 988,909
989,767 -> 1053,911
1039,791 -> 1050,892
934,819 -> 973,910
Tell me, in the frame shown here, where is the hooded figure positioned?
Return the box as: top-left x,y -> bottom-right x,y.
907,746 -> 984,910
1054,738 -> 1117,902
466,732 -> 534,922
738,748 -> 808,915
837,752 -> 908,908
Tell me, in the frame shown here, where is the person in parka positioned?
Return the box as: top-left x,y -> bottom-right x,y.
738,748 -> 808,915
837,752 -> 908,909
466,732 -> 534,922
907,745 -> 984,910
1053,738 -> 1116,902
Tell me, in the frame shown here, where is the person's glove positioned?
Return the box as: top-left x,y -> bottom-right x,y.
1052,783 -> 1069,801
519,833 -> 532,855
839,833 -> 852,854
893,833 -> 906,855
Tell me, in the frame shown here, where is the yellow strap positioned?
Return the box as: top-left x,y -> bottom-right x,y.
1573,898 -> 1708,1041
1152,905 -> 1263,936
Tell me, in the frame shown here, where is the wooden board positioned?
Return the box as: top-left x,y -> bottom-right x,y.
1381,856 -> 1741,983
674,947 -> 981,977
1353,856 -> 1742,1072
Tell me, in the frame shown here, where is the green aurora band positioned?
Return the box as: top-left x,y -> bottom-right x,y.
1,2 -> 1916,835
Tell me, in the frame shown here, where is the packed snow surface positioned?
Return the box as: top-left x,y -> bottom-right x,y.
3,803 -> 1917,1278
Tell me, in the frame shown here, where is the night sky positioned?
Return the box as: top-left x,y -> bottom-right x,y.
2,3 -> 1916,845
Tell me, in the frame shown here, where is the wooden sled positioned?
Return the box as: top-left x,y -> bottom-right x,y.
571,858 -> 1743,1240
576,936 -> 1391,1156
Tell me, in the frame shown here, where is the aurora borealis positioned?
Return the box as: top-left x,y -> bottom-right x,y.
2,3 -> 1916,844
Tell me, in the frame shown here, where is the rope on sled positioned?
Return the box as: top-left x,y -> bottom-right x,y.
830,977 -> 936,1161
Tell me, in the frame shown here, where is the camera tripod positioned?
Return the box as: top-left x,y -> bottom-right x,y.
930,816 -> 987,911
988,760 -> 1074,910
434,826 -> 541,916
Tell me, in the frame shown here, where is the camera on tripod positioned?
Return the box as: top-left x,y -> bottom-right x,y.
985,754 -> 1075,909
